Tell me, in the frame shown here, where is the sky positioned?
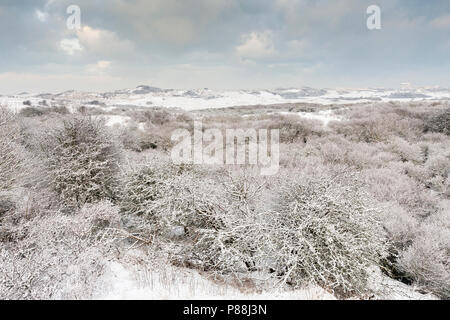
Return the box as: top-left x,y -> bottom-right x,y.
0,0 -> 449,93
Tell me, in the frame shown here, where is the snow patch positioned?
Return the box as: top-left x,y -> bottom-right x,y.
98,115 -> 131,127
286,109 -> 343,126
95,262 -> 336,300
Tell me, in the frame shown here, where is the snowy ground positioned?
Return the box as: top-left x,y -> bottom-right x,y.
95,261 -> 336,300
106,87 -> 450,110
98,114 -> 132,127
296,109 -> 342,126
251,109 -> 343,126
91,250 -> 436,300
92,257 -> 437,300
2,86 -> 450,112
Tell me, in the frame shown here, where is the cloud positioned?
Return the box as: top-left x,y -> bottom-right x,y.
146,17 -> 195,46
76,26 -> 134,57
35,9 -> 48,22
275,0 -> 363,36
430,14 -> 450,28
109,0 -> 237,45
286,39 -> 308,55
60,38 -> 83,55
0,0 -> 450,92
86,60 -> 112,74
96,60 -> 112,69
235,31 -> 276,60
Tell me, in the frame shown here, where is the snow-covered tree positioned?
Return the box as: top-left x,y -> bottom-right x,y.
39,115 -> 120,207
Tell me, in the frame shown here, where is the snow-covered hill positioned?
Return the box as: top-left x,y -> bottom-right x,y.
2,85 -> 450,111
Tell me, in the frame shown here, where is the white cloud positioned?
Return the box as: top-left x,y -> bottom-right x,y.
60,38 -> 84,55
76,26 -> 134,57
235,31 -> 276,60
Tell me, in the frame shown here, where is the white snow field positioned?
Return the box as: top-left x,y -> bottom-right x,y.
264,109 -> 343,126
2,86 -> 450,112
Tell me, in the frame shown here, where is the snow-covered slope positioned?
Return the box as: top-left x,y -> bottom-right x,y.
95,261 -> 336,300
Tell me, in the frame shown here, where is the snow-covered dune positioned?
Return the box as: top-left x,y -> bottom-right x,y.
2,85 -> 450,112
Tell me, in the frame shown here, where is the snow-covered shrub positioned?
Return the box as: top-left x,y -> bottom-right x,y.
300,134 -> 409,171
0,107 -> 26,192
38,115 -> 120,207
362,168 -> 438,217
397,206 -> 450,298
146,109 -> 173,125
306,135 -> 384,169
342,118 -> 387,143
184,221 -> 261,273
263,173 -> 389,295
118,121 -> 172,153
119,163 -> 226,238
119,164 -> 265,273
19,106 -> 68,118
118,123 -> 148,152
399,161 -> 429,187
119,164 -> 173,232
384,137 -> 423,164
381,202 -> 418,250
179,168 -> 390,295
333,106 -> 424,142
424,108 -> 450,135
264,115 -> 322,143
314,136 -> 349,165
0,201 -> 120,299
129,109 -> 173,125
181,170 -> 269,272
141,130 -> 173,151
128,163 -> 392,296
19,106 -> 45,117
424,152 -> 450,195
0,196 -> 15,219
